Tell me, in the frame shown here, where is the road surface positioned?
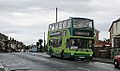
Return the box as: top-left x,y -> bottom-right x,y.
0,52 -> 119,71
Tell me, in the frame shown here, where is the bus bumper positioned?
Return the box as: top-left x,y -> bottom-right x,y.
64,53 -> 93,59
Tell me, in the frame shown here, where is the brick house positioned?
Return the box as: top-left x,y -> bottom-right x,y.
94,29 -> 100,42
109,18 -> 120,47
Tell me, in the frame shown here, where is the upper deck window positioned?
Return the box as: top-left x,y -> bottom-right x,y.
63,20 -> 68,28
49,24 -> 52,31
58,21 -> 63,29
49,19 -> 72,31
73,19 -> 93,29
67,20 -> 71,28
54,23 -> 59,30
52,24 -> 55,30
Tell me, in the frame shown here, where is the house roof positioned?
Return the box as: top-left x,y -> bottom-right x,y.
109,18 -> 120,31
94,28 -> 100,33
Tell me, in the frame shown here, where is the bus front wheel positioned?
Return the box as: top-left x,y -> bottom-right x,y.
49,50 -> 54,57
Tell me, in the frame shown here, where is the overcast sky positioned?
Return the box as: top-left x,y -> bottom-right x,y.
0,0 -> 120,45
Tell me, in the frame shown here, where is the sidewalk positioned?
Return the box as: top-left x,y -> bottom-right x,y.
0,62 -> 9,71
29,52 -> 50,57
94,58 -> 114,64
0,63 -> 5,71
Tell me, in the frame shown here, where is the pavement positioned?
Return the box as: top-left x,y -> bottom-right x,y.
94,57 -> 114,64
0,63 -> 9,71
0,63 -> 5,71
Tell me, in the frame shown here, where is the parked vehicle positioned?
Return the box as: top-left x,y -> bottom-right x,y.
114,55 -> 120,68
30,45 -> 37,52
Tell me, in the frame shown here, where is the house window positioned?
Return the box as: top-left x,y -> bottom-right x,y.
114,37 -> 120,47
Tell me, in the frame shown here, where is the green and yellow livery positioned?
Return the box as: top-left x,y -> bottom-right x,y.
47,17 -> 94,59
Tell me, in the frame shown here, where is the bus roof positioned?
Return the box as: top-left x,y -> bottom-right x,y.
70,36 -> 94,39
69,17 -> 93,21
49,17 -> 93,26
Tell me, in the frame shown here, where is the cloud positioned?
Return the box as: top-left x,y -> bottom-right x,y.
0,0 -> 120,45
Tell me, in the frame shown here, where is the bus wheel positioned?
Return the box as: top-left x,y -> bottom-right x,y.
49,50 -> 53,57
61,50 -> 64,59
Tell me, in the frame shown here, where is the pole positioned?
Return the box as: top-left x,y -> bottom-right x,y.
44,32 -> 45,51
56,7 -> 58,23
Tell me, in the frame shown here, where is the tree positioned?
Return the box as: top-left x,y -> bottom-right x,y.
38,39 -> 43,52
25,46 -> 30,50
36,42 -> 39,52
4,40 -> 9,52
0,42 -> 3,52
38,39 -> 43,45
103,38 -> 110,43
36,42 -> 39,46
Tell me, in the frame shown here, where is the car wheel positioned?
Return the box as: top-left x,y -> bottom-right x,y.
114,60 -> 119,68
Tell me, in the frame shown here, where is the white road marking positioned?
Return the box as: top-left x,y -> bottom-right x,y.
77,67 -> 90,71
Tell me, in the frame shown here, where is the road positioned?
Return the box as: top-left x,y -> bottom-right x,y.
0,52 -> 119,71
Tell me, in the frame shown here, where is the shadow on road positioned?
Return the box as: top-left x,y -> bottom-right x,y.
50,56 -> 93,63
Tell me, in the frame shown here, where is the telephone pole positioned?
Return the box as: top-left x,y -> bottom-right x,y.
56,7 -> 58,23
44,32 -> 45,51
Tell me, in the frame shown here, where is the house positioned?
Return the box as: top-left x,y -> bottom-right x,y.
94,40 -> 111,47
109,18 -> 120,47
94,29 -> 100,42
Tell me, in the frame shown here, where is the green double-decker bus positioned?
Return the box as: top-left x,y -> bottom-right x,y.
47,17 -> 94,59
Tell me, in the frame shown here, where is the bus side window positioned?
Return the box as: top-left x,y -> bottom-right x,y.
67,20 -> 71,28
49,39 -> 62,47
54,23 -> 59,30
59,21 -> 63,29
49,24 -> 52,31
66,39 -> 70,48
56,39 -> 62,47
49,39 -> 55,47
59,38 -> 62,47
49,40 -> 52,46
51,24 -> 55,30
49,40 -> 50,46
63,21 -> 67,28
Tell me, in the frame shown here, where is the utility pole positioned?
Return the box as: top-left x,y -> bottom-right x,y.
56,7 -> 58,23
44,32 -> 45,51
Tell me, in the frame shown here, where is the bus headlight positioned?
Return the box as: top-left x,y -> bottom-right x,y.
71,53 -> 74,55
90,54 -> 93,56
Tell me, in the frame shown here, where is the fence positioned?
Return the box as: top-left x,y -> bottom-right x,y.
94,47 -> 120,58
